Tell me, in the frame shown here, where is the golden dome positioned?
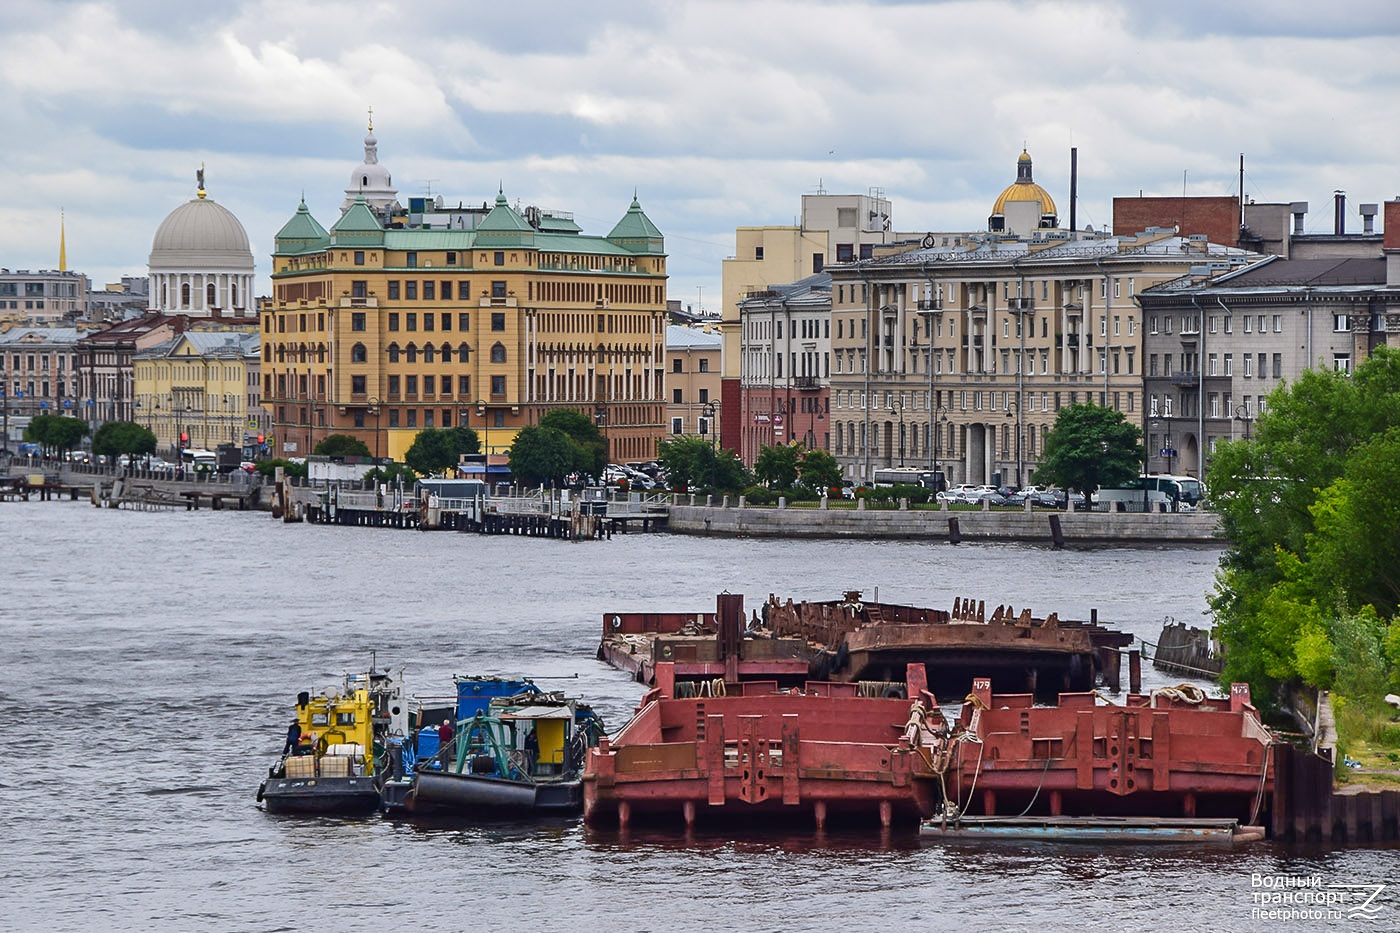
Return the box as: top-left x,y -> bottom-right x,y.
992,149 -> 1057,217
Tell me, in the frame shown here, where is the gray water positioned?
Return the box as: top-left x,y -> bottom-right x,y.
0,501 -> 1392,932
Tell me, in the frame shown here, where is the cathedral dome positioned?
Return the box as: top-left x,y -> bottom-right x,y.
991,149 -> 1057,218
150,196 -> 252,269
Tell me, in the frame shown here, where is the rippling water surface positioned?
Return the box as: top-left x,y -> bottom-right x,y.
0,501 -> 1392,931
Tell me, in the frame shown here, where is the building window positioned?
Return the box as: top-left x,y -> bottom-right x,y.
351,312 -> 366,332
492,280 -> 507,298
1334,353 -> 1352,372
672,359 -> 682,373
407,409 -> 417,427
491,375 -> 506,396
424,281 -> 436,301
673,388 -> 683,404
490,343 -> 506,363
671,417 -> 683,434
458,375 -> 471,396
836,244 -> 854,262
458,282 -> 471,301
405,281 -> 418,300
446,252 -> 457,266
351,343 -> 367,363
494,251 -> 505,267
406,375 -> 418,394
491,312 -> 505,331
698,388 -> 709,404
354,250 -> 365,266
351,375 -> 366,394
388,313 -> 399,331
698,359 -> 709,373
406,313 -> 417,332
1334,314 -> 1349,332
458,312 -> 471,330
388,281 -> 400,300
424,314 -> 435,332
406,252 -> 417,268
388,375 -> 400,395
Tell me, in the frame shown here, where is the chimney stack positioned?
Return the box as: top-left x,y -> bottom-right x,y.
1290,202 -> 1308,236
1360,204 -> 1378,235
1334,190 -> 1346,235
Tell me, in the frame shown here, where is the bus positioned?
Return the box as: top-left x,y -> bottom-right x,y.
1096,474 -> 1205,512
871,468 -> 946,493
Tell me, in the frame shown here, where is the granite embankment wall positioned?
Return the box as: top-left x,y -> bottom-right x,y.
666,502 -> 1222,546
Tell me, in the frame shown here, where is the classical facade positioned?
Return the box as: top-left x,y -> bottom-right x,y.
263,127 -> 669,462
719,190 -> 910,453
1139,245 -> 1400,478
134,330 -> 264,454
665,325 -> 721,442
0,327 -> 82,430
0,269 -> 88,323
736,273 -> 831,462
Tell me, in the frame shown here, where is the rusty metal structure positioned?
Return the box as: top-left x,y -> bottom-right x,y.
583,661 -> 943,830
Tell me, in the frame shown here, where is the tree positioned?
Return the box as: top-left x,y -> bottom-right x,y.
797,448 -> 843,493
539,408 -> 607,478
91,421 -> 157,470
448,425 -> 481,457
1034,404 -> 1143,499
657,436 -> 750,493
508,425 -> 577,487
364,461 -> 416,487
754,444 -> 800,489
25,414 -> 88,457
1206,346 -> 1400,710
403,429 -> 458,476
314,434 -> 371,458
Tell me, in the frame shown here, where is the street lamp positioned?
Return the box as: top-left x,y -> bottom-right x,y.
932,406 -> 949,491
1233,404 -> 1253,441
702,400 -> 717,492
369,397 -> 382,459
1004,397 -> 1021,488
594,406 -> 608,465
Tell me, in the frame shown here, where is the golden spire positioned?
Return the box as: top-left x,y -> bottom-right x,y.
197,162 -> 207,199
368,105 -> 374,132
59,208 -> 67,272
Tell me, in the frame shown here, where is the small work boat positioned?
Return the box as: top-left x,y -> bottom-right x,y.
383,675 -> 605,817
257,667 -> 407,815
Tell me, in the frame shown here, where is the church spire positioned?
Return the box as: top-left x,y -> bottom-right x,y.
59,208 -> 67,271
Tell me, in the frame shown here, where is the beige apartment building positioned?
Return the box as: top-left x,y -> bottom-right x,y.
664,325 -> 721,444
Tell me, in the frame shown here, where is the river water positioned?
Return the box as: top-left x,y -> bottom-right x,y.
0,501 -> 1392,931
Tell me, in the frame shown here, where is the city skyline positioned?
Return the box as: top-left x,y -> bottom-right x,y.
2,0 -> 1396,312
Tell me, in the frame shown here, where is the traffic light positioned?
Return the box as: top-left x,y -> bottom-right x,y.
180,432 -> 189,445
257,434 -> 265,444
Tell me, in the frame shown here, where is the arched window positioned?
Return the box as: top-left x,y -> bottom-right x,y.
230,283 -> 238,306
406,343 -> 418,363
362,174 -> 369,187
180,283 -> 190,308
206,283 -> 216,307
387,343 -> 400,363
423,344 -> 435,363
351,343 -> 367,363
458,343 -> 471,361
490,342 -> 506,363
441,342 -> 452,362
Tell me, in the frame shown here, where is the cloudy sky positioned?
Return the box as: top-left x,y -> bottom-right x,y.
3,0 -> 1396,312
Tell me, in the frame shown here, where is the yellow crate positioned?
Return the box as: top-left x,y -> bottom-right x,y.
319,756 -> 351,777
284,755 -> 316,778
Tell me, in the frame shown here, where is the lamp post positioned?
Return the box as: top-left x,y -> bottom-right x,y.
702,400 -> 717,492
369,397 -> 382,459
933,406 -> 948,492
594,405 -> 608,465
1004,397 -> 1021,488
1233,404 -> 1252,441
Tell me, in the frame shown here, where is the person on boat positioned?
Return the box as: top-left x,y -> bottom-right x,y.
283,720 -> 302,756
524,727 -> 539,774
437,719 -> 455,766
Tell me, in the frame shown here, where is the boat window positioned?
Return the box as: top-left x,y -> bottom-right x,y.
311,713 -> 329,726
336,712 -> 355,726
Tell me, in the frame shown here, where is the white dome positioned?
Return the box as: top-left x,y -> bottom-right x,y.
343,128 -> 399,213
149,197 -> 254,272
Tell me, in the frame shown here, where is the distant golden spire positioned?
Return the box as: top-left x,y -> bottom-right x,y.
59,208 -> 67,272
197,162 -> 207,199
368,105 -> 374,132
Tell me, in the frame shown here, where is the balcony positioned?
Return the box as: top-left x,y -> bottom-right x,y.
339,296 -> 378,308
1167,370 -> 1200,387
916,299 -> 942,311
479,296 -> 518,308
792,375 -> 821,390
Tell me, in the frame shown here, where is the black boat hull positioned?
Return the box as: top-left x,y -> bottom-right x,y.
258,776 -> 381,815
398,770 -> 582,816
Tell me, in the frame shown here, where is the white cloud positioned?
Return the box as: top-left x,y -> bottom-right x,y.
0,0 -> 1395,308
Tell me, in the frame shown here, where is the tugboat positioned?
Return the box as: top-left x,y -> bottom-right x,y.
257,667 -> 407,815
386,676 -> 606,817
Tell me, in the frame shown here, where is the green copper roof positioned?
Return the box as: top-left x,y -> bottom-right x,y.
274,199 -> 331,255
607,195 -> 664,254
474,189 -> 536,248
331,195 -> 386,246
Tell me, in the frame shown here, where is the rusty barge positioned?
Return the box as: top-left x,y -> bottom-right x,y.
583,660 -> 943,830
599,591 -> 1136,698
920,677 -> 1278,839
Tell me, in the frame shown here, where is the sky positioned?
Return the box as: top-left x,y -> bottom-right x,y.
3,0 -> 1397,314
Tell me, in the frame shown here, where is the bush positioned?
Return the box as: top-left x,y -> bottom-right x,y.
856,483 -> 931,505
741,485 -> 777,505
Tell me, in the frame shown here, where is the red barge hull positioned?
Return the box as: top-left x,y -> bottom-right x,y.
583,661 -> 941,831
933,678 -> 1278,828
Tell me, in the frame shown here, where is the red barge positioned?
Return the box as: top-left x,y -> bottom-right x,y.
583,659 -> 943,830
921,677 -> 1278,839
